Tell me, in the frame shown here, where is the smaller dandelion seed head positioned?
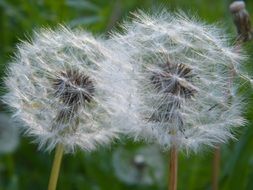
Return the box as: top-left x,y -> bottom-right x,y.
3,26 -> 120,153
112,146 -> 165,186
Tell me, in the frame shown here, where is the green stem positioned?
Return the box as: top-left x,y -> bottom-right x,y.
48,143 -> 64,190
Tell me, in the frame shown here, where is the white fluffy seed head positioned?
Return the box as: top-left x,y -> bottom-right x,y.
112,146 -> 165,186
3,26 -> 120,153
111,10 -> 249,153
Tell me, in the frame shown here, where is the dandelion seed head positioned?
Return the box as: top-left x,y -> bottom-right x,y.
111,10 -> 249,152
112,146 -> 165,186
3,26 -> 119,153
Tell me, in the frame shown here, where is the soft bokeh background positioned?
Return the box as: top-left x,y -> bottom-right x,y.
0,0 -> 253,189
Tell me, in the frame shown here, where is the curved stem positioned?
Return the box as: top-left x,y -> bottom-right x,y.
169,145 -> 178,190
48,144 -> 64,190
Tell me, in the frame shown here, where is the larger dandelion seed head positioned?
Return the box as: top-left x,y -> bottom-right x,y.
3,26 -> 119,153
111,10 -> 249,152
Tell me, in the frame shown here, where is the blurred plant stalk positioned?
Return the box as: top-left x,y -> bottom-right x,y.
48,144 -> 64,190
169,145 -> 178,190
211,1 -> 253,190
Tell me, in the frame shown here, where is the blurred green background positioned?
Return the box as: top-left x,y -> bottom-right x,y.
0,0 -> 253,189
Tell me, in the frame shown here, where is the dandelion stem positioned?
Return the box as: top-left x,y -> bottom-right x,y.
48,143 -> 64,190
169,145 -> 178,190
212,147 -> 220,190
